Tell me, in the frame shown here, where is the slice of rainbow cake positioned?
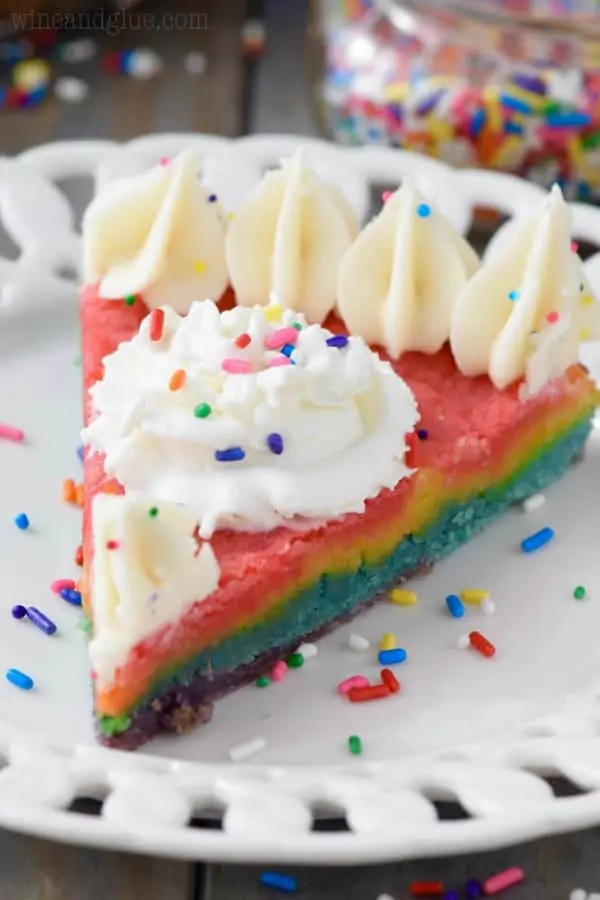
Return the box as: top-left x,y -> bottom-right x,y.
80,152 -> 600,748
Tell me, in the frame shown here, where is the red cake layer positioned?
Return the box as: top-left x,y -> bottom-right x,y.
80,286 -> 598,716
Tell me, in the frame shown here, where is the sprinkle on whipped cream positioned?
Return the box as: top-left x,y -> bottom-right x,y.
83,301 -> 420,537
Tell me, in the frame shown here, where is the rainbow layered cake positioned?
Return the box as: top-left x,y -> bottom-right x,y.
80,150 -> 600,748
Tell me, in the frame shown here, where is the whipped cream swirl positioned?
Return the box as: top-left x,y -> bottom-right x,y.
450,185 -> 600,396
225,150 -> 358,324
82,151 -> 228,313
337,182 -> 479,358
83,301 -> 419,536
90,494 -> 220,686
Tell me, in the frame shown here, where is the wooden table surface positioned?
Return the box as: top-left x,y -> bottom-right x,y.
1,0 -> 599,897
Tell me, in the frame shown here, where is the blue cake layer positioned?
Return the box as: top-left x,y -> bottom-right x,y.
100,414 -> 594,746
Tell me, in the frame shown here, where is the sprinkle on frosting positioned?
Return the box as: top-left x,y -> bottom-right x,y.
326,334 -> 349,349
235,332 -> 251,349
83,301 -> 420,537
169,369 -> 186,391
264,327 -> 298,350
267,432 -> 284,455
222,358 -> 253,374
149,308 -> 164,342
264,304 -> 283,323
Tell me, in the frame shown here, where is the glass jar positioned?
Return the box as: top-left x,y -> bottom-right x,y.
311,0 -> 600,200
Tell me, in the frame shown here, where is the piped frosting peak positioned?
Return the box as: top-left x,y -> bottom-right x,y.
82,151 -> 228,314
450,185 -> 600,396
225,150 -> 358,324
337,182 -> 479,359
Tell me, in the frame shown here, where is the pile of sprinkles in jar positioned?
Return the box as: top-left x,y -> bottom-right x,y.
319,0 -> 600,199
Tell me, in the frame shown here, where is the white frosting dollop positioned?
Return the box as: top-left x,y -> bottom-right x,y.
82,151 -> 228,313
337,182 -> 479,358
225,150 -> 358,324
450,185 -> 600,396
83,301 -> 419,537
90,493 -> 220,687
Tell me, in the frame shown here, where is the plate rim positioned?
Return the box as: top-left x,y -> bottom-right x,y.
1,134 -> 600,864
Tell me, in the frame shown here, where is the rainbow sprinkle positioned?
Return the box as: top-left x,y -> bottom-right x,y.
214,447 -> 245,463
221,358 -> 253,374
389,588 -> 418,605
0,423 -> 24,443
193,403 -> 212,419
267,432 -> 284,455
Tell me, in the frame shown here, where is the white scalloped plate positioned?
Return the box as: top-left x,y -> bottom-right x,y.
2,136 -> 600,864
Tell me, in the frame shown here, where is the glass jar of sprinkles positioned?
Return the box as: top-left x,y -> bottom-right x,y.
312,0 -> 600,200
